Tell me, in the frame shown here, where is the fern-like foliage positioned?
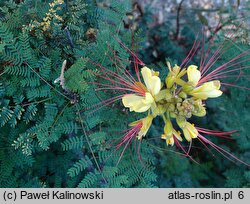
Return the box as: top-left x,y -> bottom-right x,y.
67,156 -> 92,178
0,0 -> 158,188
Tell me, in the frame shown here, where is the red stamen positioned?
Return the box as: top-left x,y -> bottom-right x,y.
197,127 -> 236,139
198,134 -> 250,167
180,32 -> 201,68
221,82 -> 250,90
200,50 -> 250,84
199,29 -> 206,73
114,36 -> 145,66
200,65 -> 250,83
81,95 -> 124,116
106,44 -> 138,84
200,24 -> 243,77
197,136 -> 215,157
174,137 -> 199,164
115,123 -> 143,165
89,61 -> 136,88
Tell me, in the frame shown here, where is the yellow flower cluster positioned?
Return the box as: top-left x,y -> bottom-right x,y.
40,0 -> 64,31
122,64 -> 222,145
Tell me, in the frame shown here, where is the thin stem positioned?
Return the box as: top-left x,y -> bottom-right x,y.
75,104 -> 108,184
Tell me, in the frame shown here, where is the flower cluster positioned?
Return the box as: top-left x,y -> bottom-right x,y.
21,0 -> 64,33
122,64 -> 223,146
40,0 -> 64,31
90,35 -> 250,166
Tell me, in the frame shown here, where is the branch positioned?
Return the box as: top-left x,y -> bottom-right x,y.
175,0 -> 185,40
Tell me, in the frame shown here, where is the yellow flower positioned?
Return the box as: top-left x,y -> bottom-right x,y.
163,131 -> 182,146
176,117 -> 198,141
161,128 -> 182,146
122,66 -> 161,113
129,115 -> 154,140
186,65 -> 223,100
161,119 -> 182,146
189,80 -> 223,100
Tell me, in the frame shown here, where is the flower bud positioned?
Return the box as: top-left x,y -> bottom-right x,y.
163,119 -> 173,138
176,116 -> 187,128
178,91 -> 187,99
155,89 -> 167,102
165,75 -> 175,89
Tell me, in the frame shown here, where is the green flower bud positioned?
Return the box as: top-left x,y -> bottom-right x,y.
178,91 -> 187,99
163,119 -> 173,138
176,116 -> 187,128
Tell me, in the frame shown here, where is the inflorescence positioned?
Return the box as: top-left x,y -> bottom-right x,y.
122,64 -> 223,146
90,32 -> 250,166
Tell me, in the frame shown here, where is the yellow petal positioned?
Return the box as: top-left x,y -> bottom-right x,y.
187,65 -> 201,86
122,94 -> 143,108
179,122 -> 198,142
186,122 -> 198,138
190,80 -> 223,100
179,120 -> 198,141
141,66 -> 161,96
213,80 -> 221,89
137,115 -> 153,139
122,93 -> 154,112
173,129 -> 183,141
167,137 -> 175,146
144,92 -> 154,104
183,128 -> 192,141
161,134 -> 175,146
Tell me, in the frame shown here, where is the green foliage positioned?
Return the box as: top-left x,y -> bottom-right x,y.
61,136 -> 84,151
65,58 -> 89,92
77,171 -> 99,188
67,156 -> 92,177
